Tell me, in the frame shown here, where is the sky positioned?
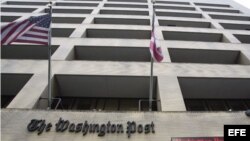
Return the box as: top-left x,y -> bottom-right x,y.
233,0 -> 250,9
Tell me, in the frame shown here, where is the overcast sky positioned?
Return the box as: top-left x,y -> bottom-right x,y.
233,0 -> 250,9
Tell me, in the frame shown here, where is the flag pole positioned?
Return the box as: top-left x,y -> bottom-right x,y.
149,0 -> 156,111
149,58 -> 154,111
48,1 -> 52,109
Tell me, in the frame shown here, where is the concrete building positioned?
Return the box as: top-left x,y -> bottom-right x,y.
1,0 -> 250,140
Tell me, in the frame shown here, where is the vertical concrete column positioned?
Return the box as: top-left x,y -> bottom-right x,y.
239,49 -> 250,65
158,76 -> 186,111
51,41 -> 75,60
160,41 -> 171,63
71,0 -> 104,38
7,74 -> 48,109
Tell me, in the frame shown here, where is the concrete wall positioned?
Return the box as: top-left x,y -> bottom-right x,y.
1,109 -> 250,141
1,0 -> 250,111
1,0 -> 250,140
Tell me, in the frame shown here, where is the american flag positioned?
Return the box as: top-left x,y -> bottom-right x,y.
149,27 -> 164,62
1,14 -> 51,45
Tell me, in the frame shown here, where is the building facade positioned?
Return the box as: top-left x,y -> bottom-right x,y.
1,0 -> 250,140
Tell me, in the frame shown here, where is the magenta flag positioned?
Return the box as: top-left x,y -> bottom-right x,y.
149,30 -> 164,62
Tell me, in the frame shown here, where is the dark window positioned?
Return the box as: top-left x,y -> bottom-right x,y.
206,100 -> 229,111
184,99 -> 208,111
1,73 -> 33,108
227,100 -> 248,111
185,99 -> 250,111
1,95 -> 15,108
246,100 -> 250,108
52,97 -> 157,111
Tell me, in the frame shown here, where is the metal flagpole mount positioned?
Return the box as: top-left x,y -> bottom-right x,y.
47,1 -> 53,110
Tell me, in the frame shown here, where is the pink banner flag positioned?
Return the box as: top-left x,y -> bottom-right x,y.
149,30 -> 164,62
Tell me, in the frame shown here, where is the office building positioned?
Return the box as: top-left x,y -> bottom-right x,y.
1,0 -> 250,140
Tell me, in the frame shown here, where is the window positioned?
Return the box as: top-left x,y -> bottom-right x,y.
179,77 -> 250,111
1,73 -> 33,108
48,75 -> 158,111
184,99 -> 208,111
100,10 -> 149,16
85,29 -> 151,39
5,1 -> 48,5
163,31 -> 225,42
104,3 -> 148,8
52,28 -> 75,37
156,1 -> 190,5
209,14 -> 250,21
74,46 -> 151,62
154,5 -> 196,11
185,99 -> 250,111
94,18 -> 150,25
1,45 -> 59,59
168,48 -> 245,65
1,7 -> 36,13
206,100 -> 228,111
201,8 -> 240,13
1,16 -> 20,22
227,100 -> 249,111
52,97 -> 157,111
156,11 -> 202,18
220,23 -> 250,30
194,3 -> 230,8
64,0 -> 101,1
234,34 -> 250,44
52,17 -> 85,24
45,8 -> 92,14
159,20 -> 211,28
107,0 -> 147,3
179,77 -> 250,100
55,2 -> 98,7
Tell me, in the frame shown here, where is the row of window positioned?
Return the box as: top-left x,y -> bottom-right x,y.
2,74 -> 250,112
2,0 -> 233,8
3,92 -> 250,112
2,45 -> 249,65
1,28 -> 247,43
1,6 -> 242,14
3,96 -> 249,112
2,15 -> 250,32
2,11 -> 249,25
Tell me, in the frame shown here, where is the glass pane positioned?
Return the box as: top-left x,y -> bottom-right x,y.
185,99 -> 208,111
104,99 -> 119,111
76,98 -> 92,110
119,99 -> 138,111
245,100 -> 250,109
206,100 -> 229,111
96,99 -> 105,111
61,98 -> 75,110
140,100 -> 157,111
227,100 -> 248,111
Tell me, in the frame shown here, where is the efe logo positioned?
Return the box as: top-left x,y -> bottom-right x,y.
228,129 -> 246,136
224,125 -> 250,141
